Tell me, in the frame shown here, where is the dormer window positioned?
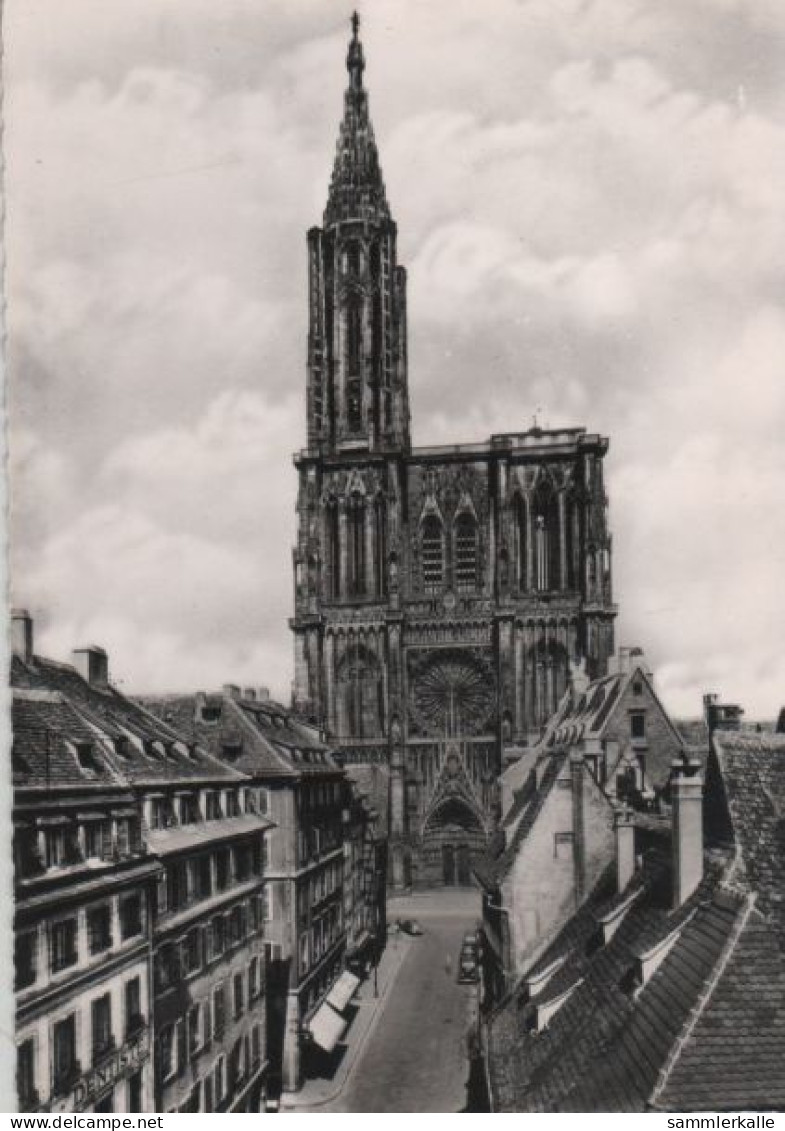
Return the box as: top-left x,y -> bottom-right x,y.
74,742 -> 101,779
205,791 -> 222,821
114,736 -> 130,760
523,953 -> 567,1000
531,978 -> 584,1032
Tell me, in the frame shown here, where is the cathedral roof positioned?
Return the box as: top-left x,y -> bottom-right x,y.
324,14 -> 390,227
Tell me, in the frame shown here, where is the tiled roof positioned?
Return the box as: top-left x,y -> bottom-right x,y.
487,849 -> 772,1112
11,656 -> 241,785
139,693 -> 343,781
487,737 -> 785,1114
711,729 -> 785,934
147,812 -> 275,857
474,752 -> 568,889
12,692 -> 123,789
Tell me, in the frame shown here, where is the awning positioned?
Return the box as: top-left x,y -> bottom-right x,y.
326,970 -> 360,1014
308,1002 -> 348,1053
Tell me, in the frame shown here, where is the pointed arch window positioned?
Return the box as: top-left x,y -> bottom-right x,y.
513,494 -> 528,590
345,294 -> 363,433
454,512 -> 479,591
326,502 -> 341,600
421,515 -> 444,590
374,495 -> 387,597
565,490 -> 578,589
533,483 -> 560,591
347,493 -> 366,597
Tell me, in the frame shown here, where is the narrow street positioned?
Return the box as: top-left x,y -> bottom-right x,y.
329,889 -> 482,1113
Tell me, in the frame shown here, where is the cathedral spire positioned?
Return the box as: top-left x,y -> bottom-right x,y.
325,13 -> 390,226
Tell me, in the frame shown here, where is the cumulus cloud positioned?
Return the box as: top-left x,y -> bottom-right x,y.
5,0 -> 785,716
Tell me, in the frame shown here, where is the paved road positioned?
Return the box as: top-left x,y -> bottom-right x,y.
330,889 -> 483,1113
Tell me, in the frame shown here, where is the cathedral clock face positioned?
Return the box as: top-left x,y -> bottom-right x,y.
409,649 -> 496,738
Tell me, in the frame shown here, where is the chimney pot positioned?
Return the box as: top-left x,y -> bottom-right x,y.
72,646 -> 109,688
222,683 -> 241,700
257,686 -> 271,702
11,609 -> 33,663
671,759 -> 704,908
243,688 -> 257,701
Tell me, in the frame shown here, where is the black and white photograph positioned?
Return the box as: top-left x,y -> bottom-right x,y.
3,0 -> 785,1116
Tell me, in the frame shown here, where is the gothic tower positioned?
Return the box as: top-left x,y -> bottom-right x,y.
291,16 -> 617,889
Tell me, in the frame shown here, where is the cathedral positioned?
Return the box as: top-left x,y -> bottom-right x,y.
291,16 -> 616,888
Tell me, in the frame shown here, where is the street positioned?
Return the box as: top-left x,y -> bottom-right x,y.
329,889 -> 482,1113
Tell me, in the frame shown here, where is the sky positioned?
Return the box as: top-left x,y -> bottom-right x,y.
4,0 -> 785,717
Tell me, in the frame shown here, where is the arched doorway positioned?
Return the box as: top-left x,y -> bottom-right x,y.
422,796 -> 486,888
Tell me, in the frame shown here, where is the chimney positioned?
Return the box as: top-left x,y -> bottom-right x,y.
614,808 -> 635,894
671,758 -> 704,908
72,646 -> 109,687
703,693 -> 743,736
243,688 -> 257,702
223,683 -> 241,700
258,686 -> 271,702
11,609 -> 33,663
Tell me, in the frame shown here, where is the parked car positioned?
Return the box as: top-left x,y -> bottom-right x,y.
457,944 -> 479,983
397,917 -> 424,936
462,930 -> 480,956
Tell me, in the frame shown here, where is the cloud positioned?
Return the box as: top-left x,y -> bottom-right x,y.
6,0 -> 785,717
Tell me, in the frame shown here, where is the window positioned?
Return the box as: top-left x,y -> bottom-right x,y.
87,904 -> 113,955
120,894 -> 142,940
234,844 -> 251,883
203,1073 -> 214,1113
91,993 -> 113,1063
155,942 -> 180,991
213,1057 -> 225,1106
52,1015 -> 77,1094
17,1039 -> 36,1110
182,928 -> 202,977
251,1025 -> 262,1070
233,972 -> 244,1019
229,905 -> 245,945
211,915 -> 226,958
514,494 -> 528,589
326,501 -> 341,600
630,711 -> 646,740
158,1024 -> 176,1081
346,494 -> 366,597
85,820 -> 111,860
228,1036 -> 245,1090
632,680 -> 643,696
45,827 -> 67,869
421,515 -> 444,589
554,831 -> 574,860
205,791 -> 221,820
187,1004 -> 201,1058
193,855 -> 212,900
215,848 -> 230,892
533,483 -> 560,591
50,918 -> 78,973
125,977 -> 142,1038
127,1071 -> 142,1114
248,957 -> 259,1001
454,512 -> 479,590
213,984 -> 226,1038
166,861 -> 188,912
15,930 -> 37,990
225,791 -> 240,818
178,794 -> 198,825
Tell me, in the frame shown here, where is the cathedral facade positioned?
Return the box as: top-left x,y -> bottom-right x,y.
291,17 -> 616,888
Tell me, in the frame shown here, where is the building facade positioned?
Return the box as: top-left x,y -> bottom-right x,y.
141,687 -> 350,1095
291,17 -> 617,888
11,612 -> 274,1114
